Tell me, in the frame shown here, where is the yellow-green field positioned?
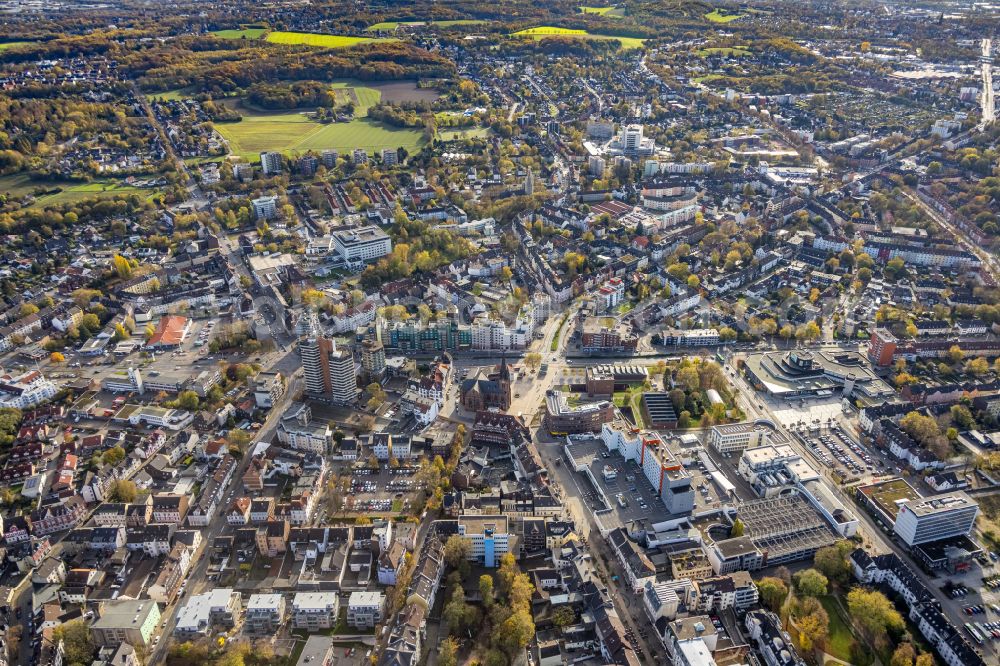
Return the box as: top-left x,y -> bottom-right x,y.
0,174 -> 161,208
145,88 -> 195,101
367,19 -> 487,31
512,26 -> 645,50
0,41 -> 33,51
705,9 -> 743,23
579,6 -> 624,17
264,31 -> 391,48
696,46 -> 751,57
213,81 -> 422,160
212,28 -> 267,39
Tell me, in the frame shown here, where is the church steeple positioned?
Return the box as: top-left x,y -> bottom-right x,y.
498,354 -> 511,382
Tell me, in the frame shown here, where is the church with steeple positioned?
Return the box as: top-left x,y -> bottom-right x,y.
459,356 -> 513,412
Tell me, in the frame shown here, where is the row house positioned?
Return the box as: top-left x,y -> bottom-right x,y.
147,543 -> 191,604
151,494 -> 190,524
256,520 -> 290,558
227,498 -> 252,525
3,515 -> 31,545
127,523 -> 175,557
852,549 -> 984,666
61,568 -> 103,605
1,461 -> 35,483
31,496 -> 87,536
92,504 -> 129,527
9,441 -> 46,462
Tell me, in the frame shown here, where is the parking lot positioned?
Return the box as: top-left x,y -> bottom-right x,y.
345,465 -> 418,514
564,438 -> 677,529
941,564 -> 1000,658
793,423 -> 878,480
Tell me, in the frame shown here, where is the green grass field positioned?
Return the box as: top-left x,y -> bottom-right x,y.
0,174 -> 161,208
145,88 -> 195,101
214,82 -> 423,159
819,595 -> 855,662
0,41 -> 33,51
696,46 -> 751,57
512,26 -> 644,50
440,127 -> 490,140
367,19 -> 487,31
212,28 -> 267,39
692,74 -> 725,84
705,9 -> 743,23
579,6 -> 624,17
264,31 -> 390,48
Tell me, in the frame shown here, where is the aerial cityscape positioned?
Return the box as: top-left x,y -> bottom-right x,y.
0,1 -> 998,666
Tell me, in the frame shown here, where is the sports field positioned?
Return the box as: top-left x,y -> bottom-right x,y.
264,31 -> 390,48
705,9 -> 743,23
512,26 -> 644,50
212,28 -> 267,39
579,6 -> 624,17
213,81 -> 423,159
367,19 -> 487,31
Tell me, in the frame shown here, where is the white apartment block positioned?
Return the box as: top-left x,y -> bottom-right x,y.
347,591 -> 385,629
0,370 -> 58,409
292,592 -> 340,631
471,311 -> 533,351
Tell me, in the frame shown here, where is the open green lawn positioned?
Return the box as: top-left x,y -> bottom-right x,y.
215,85 -> 424,160
512,26 -> 645,50
440,127 -> 490,140
579,6 -> 624,17
0,41 -> 33,51
145,88 -> 195,101
0,174 -> 161,208
215,80 -> 435,158
696,46 -> 751,57
819,595 -> 855,662
692,73 -> 725,84
212,28 -> 267,39
367,19 -> 487,31
705,9 -> 743,23
264,31 -> 391,48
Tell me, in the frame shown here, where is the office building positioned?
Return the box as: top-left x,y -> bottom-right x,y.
299,335 -> 357,405
709,422 -> 773,454
332,226 -> 392,264
893,492 -> 979,547
260,151 -> 283,175
457,515 -> 510,567
602,424 -> 695,515
543,390 -> 614,435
